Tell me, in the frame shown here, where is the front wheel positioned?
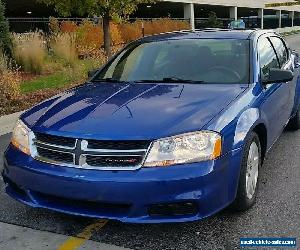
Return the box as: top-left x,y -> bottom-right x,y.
231,132 -> 261,211
287,107 -> 300,131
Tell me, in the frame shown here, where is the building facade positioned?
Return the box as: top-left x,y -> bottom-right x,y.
163,0 -> 300,29
4,0 -> 300,32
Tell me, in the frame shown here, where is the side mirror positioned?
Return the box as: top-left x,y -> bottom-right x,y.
264,68 -> 294,84
88,69 -> 98,78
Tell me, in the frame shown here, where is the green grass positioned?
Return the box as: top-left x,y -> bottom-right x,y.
20,58 -> 102,94
21,71 -> 75,93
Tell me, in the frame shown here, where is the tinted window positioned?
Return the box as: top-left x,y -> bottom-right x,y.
269,36 -> 289,67
95,39 -> 250,84
258,37 -> 280,80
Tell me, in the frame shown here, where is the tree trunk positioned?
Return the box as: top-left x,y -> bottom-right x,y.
102,11 -> 111,57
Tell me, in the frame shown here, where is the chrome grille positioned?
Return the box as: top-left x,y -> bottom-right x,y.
87,140 -> 150,150
31,133 -> 151,170
36,147 -> 74,164
35,132 -> 76,148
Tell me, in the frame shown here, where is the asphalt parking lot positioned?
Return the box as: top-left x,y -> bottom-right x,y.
0,34 -> 300,250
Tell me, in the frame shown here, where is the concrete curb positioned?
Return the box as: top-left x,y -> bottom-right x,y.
0,112 -> 23,136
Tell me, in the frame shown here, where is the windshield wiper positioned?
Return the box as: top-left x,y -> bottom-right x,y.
93,77 -> 205,84
134,77 -> 205,84
163,77 -> 205,83
93,78 -> 127,83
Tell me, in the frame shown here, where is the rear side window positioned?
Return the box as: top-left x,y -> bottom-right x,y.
258,37 -> 280,80
269,36 -> 289,67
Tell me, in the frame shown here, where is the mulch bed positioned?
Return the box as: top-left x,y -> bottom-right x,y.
0,83 -> 79,117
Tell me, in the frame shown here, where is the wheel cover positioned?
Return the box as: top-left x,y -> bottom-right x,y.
246,142 -> 259,200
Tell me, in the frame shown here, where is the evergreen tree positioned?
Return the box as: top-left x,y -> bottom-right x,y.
204,11 -> 223,28
0,0 -> 12,57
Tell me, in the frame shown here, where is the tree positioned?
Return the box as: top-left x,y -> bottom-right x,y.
0,0 -> 12,58
36,0 -> 155,56
203,11 -> 223,29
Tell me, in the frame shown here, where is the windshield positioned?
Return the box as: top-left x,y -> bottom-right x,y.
94,39 -> 250,84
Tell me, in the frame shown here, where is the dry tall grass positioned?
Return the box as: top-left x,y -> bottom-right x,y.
67,21 -> 123,57
0,51 -> 20,102
75,21 -> 103,58
119,19 -> 189,43
14,33 -> 46,74
110,23 -> 123,45
0,70 -> 20,101
144,19 -> 190,35
119,21 -> 143,43
0,52 -> 7,72
51,33 -> 77,66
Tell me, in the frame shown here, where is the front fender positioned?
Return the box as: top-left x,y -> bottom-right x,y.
206,85 -> 261,154
233,108 -> 260,149
208,104 -> 268,155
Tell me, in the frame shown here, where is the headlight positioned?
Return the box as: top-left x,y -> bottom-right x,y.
11,120 -> 31,155
144,131 -> 222,167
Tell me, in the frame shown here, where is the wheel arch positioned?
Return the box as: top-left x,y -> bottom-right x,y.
252,123 -> 268,162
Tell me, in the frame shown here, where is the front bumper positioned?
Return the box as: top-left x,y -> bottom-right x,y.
2,145 -> 243,223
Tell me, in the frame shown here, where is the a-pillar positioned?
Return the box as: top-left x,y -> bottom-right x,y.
184,3 -> 195,30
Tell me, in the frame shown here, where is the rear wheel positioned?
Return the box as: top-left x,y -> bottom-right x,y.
231,132 -> 261,211
287,107 -> 300,131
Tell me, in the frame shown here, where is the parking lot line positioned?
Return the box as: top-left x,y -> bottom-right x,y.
57,219 -> 108,250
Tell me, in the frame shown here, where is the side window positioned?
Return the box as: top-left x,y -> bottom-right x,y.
258,37 -> 280,80
269,36 -> 289,67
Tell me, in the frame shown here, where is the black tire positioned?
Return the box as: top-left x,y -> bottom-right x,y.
287,107 -> 300,131
231,132 -> 262,211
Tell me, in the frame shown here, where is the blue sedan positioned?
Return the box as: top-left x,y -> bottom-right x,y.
2,29 -> 300,223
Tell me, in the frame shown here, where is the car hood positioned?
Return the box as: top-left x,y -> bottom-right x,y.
22,82 -> 247,140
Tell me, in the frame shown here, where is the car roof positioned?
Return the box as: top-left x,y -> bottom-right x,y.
138,29 -> 274,42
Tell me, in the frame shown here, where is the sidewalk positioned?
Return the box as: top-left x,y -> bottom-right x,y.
0,222 -> 130,250
0,112 -> 22,136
